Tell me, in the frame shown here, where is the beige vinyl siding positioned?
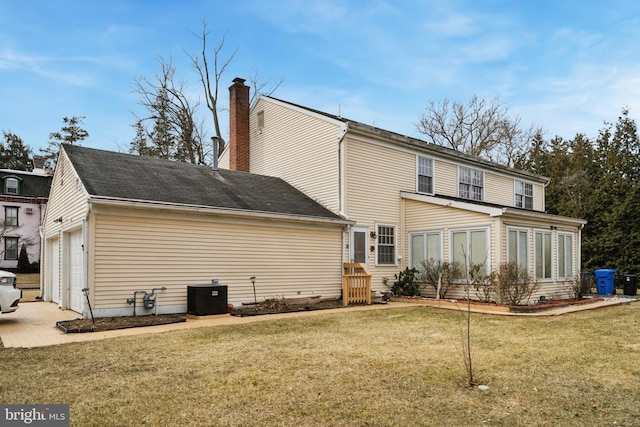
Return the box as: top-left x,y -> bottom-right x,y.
344,137 -> 415,284
42,150 -> 89,305
485,173 -> 514,206
433,159 -> 457,195
500,218 -> 581,300
404,199 -> 498,267
43,150 -> 88,234
92,209 -> 343,310
249,98 -> 342,213
534,183 -> 544,211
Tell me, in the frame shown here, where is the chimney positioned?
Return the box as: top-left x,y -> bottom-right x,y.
229,77 -> 250,172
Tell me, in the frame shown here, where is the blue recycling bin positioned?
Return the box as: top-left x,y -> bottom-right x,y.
594,269 -> 616,295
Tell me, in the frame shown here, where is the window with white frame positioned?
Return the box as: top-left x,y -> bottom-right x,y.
459,166 -> 483,201
534,230 -> 552,280
515,181 -> 533,209
4,206 -> 18,227
451,228 -> 489,277
507,228 -> 528,268
409,231 -> 442,268
376,224 -> 396,265
417,156 -> 433,194
4,178 -> 18,195
557,232 -> 574,279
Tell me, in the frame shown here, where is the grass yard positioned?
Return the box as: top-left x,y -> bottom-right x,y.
1,304 -> 639,426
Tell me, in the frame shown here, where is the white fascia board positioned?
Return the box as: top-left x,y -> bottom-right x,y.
400,192 -> 504,216
501,207 -> 587,226
401,191 -> 587,226
87,196 -> 354,227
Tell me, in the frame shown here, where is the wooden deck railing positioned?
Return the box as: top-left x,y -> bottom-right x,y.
342,262 -> 372,306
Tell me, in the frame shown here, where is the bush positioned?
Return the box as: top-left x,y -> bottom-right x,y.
391,267 -> 420,296
17,244 -> 32,273
491,262 -> 539,305
417,259 -> 460,299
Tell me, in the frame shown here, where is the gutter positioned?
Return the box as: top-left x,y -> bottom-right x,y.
87,197 -> 355,227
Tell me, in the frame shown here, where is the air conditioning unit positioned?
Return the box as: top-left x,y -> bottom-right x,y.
25,208 -> 33,214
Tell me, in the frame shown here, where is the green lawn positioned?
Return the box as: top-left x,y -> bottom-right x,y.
1,304 -> 639,426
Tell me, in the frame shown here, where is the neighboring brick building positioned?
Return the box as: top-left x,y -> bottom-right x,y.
0,169 -> 52,271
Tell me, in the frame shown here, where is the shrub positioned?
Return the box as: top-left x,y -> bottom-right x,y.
468,262 -> 493,302
563,272 -> 594,299
491,262 -> 539,305
418,259 -> 461,299
17,244 -> 32,273
391,267 -> 420,296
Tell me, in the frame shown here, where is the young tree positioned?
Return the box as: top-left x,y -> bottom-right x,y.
416,95 -> 539,167
0,131 -> 33,171
41,116 -> 89,168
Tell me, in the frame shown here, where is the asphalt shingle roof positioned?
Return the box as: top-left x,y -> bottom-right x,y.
0,170 -> 52,198
62,144 -> 345,221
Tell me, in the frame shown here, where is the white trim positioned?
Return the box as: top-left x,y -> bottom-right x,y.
374,222 -> 398,267
87,197 -> 353,227
350,225 -> 369,266
506,226 -> 530,271
557,231 -> 575,280
416,155 -> 435,195
533,229 -> 553,282
408,230 -> 443,269
449,226 -> 491,278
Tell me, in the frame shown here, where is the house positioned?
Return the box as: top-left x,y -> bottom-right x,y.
219,78 -> 587,301
0,169 -> 51,271
41,144 -> 351,317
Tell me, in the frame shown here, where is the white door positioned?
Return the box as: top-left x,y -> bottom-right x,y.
48,238 -> 60,304
350,226 -> 369,265
68,229 -> 84,313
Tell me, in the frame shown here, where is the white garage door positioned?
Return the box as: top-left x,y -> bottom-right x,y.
48,238 -> 60,304
68,229 -> 84,313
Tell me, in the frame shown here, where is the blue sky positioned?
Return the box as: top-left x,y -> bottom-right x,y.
2,0 -> 640,155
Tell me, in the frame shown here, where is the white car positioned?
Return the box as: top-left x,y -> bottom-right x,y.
0,270 -> 21,314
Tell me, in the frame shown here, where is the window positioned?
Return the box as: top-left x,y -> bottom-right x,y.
459,167 -> 483,201
507,228 -> 528,268
376,224 -> 396,265
558,233 -> 574,279
409,231 -> 442,268
451,228 -> 489,277
257,110 -> 265,129
534,230 -> 552,280
417,156 -> 433,194
4,207 -> 18,227
515,181 -> 533,209
5,178 -> 19,195
4,237 -> 18,260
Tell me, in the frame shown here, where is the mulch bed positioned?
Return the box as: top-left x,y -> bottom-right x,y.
230,297 -> 346,317
56,315 -> 186,333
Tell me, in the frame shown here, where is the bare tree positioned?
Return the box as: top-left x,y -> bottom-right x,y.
187,23 -> 236,157
416,95 -> 538,167
187,22 -> 283,157
131,57 -> 209,164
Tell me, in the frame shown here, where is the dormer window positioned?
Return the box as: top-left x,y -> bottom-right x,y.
515,181 -> 533,209
5,177 -> 19,195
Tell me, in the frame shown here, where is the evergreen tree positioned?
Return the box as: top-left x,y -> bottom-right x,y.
17,243 -> 31,273
0,131 -> 33,171
41,116 -> 89,168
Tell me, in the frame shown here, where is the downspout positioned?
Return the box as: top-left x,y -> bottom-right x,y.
338,123 -> 349,270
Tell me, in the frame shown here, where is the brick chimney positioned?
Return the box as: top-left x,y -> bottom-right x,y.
229,77 -> 250,172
